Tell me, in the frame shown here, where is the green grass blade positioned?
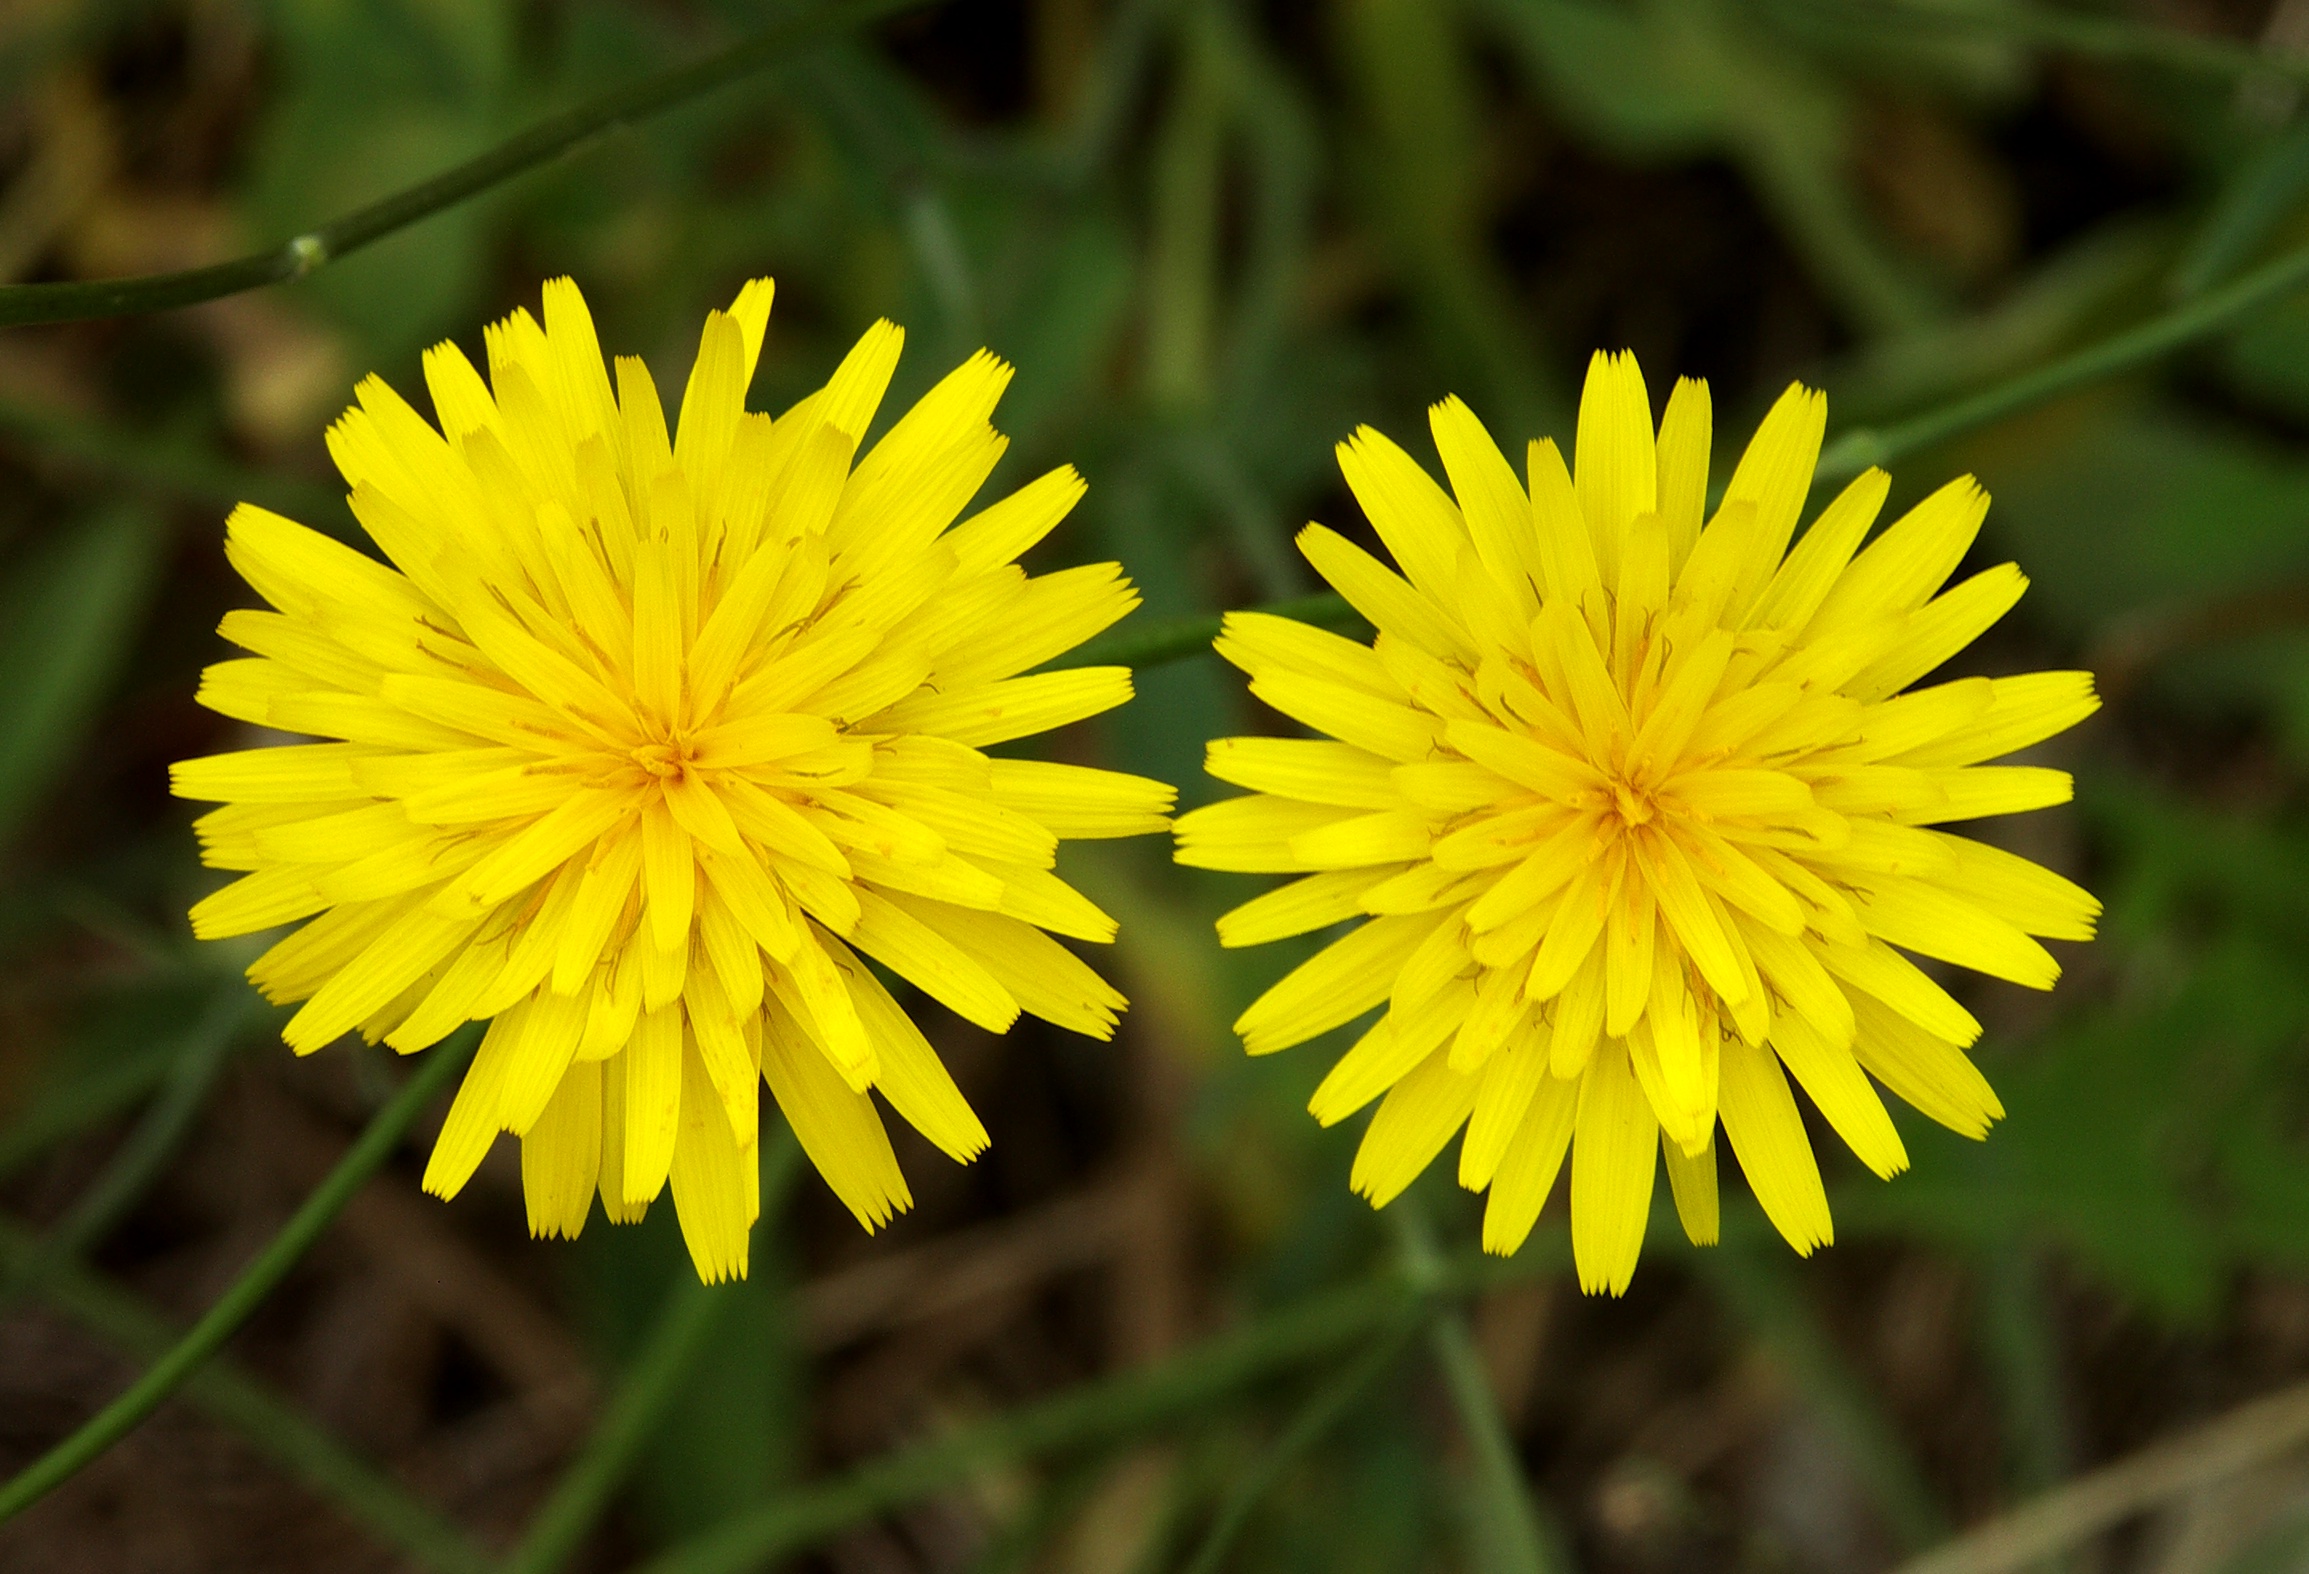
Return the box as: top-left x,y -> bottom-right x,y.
1145,2 -> 1226,411
1393,1200 -> 1556,1574
1811,0 -> 2309,84
0,397 -> 344,527
1176,1324 -> 1414,1574
1700,1244 -> 1947,1552
502,1127 -> 805,1574
0,1042 -> 178,1184
629,1278 -> 1407,1574
2171,122 -> 2309,301
1974,1249 -> 2078,1530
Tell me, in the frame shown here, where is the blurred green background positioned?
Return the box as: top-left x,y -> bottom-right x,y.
4,0 -> 2309,1570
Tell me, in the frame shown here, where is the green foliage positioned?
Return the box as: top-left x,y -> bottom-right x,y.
16,0 -> 2309,1569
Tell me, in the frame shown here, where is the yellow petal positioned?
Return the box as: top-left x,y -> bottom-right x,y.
522,1059 -> 601,1241
1718,1034 -> 1832,1254
1570,1045 -> 1656,1296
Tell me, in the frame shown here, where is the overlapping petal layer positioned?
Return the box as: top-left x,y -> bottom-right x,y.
1179,352 -> 2098,1294
175,278 -> 1172,1280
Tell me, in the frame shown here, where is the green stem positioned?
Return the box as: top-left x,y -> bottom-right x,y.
1393,1202 -> 1552,1574
1176,1325 -> 1414,1574
0,1214 -> 488,1574
0,1027 -> 476,1524
1069,592 -> 1360,670
1817,235 -> 2309,481
1433,1313 -> 1553,1573
629,1278 -> 1406,1574
621,1242 -> 1568,1574
500,1127 -> 804,1574
0,0 -> 934,329
509,1283 -> 730,1571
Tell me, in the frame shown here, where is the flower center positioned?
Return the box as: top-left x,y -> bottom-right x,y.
631,739 -> 693,780
1606,773 -> 1656,830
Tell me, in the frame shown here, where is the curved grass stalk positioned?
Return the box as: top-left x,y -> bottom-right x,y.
628,1279 -> 1408,1574
1175,1324 -> 1414,1574
1818,236 -> 2309,480
631,1230 -> 1574,1574
1393,1200 -> 1555,1574
0,0 -> 932,329
1889,1371 -> 2309,1574
0,1027 -> 476,1525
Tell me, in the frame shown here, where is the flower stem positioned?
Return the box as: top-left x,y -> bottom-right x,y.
623,1236 -> 1569,1574
0,1025 -> 477,1525
1817,234 -> 2309,481
499,1126 -> 805,1574
1391,1200 -> 1554,1574
1175,1322 -> 1415,1574
628,1278 -> 1405,1574
0,0 -> 934,328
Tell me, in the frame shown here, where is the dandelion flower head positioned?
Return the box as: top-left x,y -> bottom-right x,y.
1177,352 -> 2099,1294
174,278 -> 1173,1281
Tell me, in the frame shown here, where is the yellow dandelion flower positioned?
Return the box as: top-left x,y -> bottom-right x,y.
172,277 -> 1173,1282
1178,352 -> 2099,1295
